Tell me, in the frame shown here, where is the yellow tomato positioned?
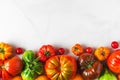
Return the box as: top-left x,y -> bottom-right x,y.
94,47 -> 110,61
0,42 -> 12,60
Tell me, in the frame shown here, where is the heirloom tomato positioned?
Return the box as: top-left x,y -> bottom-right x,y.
94,47 -> 110,61
45,55 -> 77,80
107,50 -> 120,73
72,43 -> 83,56
0,42 -> 12,60
37,45 -> 56,62
78,53 -> 103,80
1,56 -> 23,80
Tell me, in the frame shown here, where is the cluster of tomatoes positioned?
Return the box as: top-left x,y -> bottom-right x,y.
0,41 -> 120,80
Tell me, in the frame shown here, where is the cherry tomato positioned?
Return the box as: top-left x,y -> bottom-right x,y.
111,41 -> 119,49
16,47 -> 23,54
85,47 -> 93,53
57,48 -> 65,55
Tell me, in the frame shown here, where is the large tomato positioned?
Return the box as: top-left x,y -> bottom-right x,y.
1,56 -> 23,80
45,55 -> 77,80
107,50 -> 120,73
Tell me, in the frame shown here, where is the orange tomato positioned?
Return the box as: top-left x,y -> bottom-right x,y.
71,74 -> 84,80
72,44 -> 83,56
35,75 -> 50,80
45,55 -> 77,80
0,42 -> 12,60
12,76 -> 22,80
94,47 -> 110,61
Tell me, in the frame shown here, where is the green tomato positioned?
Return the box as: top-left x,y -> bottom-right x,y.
98,69 -> 117,80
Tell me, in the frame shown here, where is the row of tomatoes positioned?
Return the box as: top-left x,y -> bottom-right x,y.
0,41 -> 120,80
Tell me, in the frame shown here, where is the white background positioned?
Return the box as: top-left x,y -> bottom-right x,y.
0,0 -> 120,54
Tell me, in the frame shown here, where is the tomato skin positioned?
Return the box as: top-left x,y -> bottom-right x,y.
111,41 -> 119,49
94,47 -> 110,61
2,69 -> 12,80
57,48 -> 65,55
107,50 -> 120,73
85,47 -> 93,53
4,56 -> 23,76
16,47 -> 23,54
37,45 -> 56,62
45,55 -> 77,80
72,44 -> 83,56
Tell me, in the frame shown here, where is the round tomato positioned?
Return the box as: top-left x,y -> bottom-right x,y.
45,55 -> 77,80
107,50 -> 120,73
37,45 -> 56,62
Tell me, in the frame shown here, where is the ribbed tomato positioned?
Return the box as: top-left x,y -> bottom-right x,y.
1,56 -> 23,80
45,55 -> 77,80
107,50 -> 120,73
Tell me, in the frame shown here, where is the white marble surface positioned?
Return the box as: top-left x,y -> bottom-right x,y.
0,0 -> 120,52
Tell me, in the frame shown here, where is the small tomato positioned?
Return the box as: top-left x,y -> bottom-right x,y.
72,43 -> 83,56
37,45 -> 56,62
94,47 -> 110,61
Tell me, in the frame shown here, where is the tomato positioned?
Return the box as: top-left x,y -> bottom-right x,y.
16,47 -> 23,54
35,75 -> 50,80
45,55 -> 77,80
0,42 -> 12,60
85,47 -> 93,53
0,69 -> 2,78
2,69 -> 12,80
111,41 -> 119,49
57,48 -> 65,55
94,47 -> 110,61
107,50 -> 120,73
72,44 -> 83,56
1,56 -> 23,80
11,76 -> 22,80
37,45 -> 56,62
71,74 -> 84,80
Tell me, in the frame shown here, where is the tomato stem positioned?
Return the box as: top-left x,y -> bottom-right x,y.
0,48 -> 5,54
45,51 -> 50,57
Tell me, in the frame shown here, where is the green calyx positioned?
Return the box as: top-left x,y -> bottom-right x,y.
0,48 -> 5,54
45,51 -> 50,56
87,61 -> 94,68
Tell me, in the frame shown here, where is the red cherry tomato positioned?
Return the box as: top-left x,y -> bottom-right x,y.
58,48 -> 65,55
16,47 -> 23,54
85,47 -> 93,53
111,41 -> 119,49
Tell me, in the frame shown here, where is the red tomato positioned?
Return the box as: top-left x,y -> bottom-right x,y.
37,45 -> 56,62
0,69 -> 2,78
2,69 -> 12,80
0,56 -> 23,80
45,55 -> 77,80
57,48 -> 65,55
107,50 -> 120,73
111,41 -> 119,49
16,47 -> 23,54
85,47 -> 93,53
